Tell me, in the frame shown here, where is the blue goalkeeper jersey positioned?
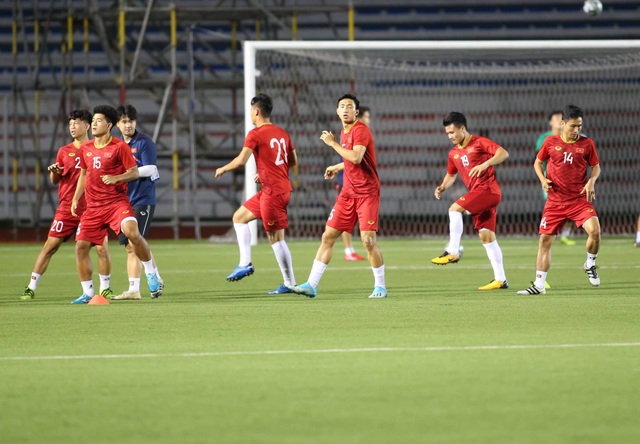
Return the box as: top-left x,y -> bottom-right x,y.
126,130 -> 157,206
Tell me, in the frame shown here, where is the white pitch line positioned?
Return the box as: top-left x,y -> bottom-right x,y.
2,342 -> 640,362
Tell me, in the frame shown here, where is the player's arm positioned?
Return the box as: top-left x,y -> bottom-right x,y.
534,158 -> 552,193
319,130 -> 366,164
48,162 -> 63,185
289,149 -> 298,167
101,166 -> 139,185
215,147 -> 253,179
71,169 -> 87,217
581,163 -> 601,202
434,173 -> 457,200
137,138 -> 160,181
324,162 -> 345,180
468,147 -> 509,178
137,164 -> 160,181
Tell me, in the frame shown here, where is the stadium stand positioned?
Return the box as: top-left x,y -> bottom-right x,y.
1,0 -> 639,239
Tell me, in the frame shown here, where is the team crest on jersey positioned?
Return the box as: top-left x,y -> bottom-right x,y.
69,152 -> 76,157
576,148 -> 584,153
467,148 -> 474,152
131,148 -> 138,154
86,152 -> 93,156
105,152 -> 113,158
454,154 -> 460,159
555,146 -> 563,151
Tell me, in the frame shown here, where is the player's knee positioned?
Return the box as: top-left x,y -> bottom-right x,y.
75,240 -> 91,255
361,234 -> 377,249
44,242 -> 62,256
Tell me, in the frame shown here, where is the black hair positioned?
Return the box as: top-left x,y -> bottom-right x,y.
359,106 -> 370,115
68,109 -> 92,125
117,104 -> 138,121
443,111 -> 467,128
336,93 -> 359,110
250,93 -> 273,118
562,105 -> 583,121
547,110 -> 563,121
92,105 -> 119,128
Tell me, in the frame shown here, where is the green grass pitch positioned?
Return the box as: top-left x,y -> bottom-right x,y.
1,237 -> 639,444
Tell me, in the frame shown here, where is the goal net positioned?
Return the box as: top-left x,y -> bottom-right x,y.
243,41 -> 640,239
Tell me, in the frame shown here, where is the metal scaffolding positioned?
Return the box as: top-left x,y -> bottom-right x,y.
2,0 -> 347,240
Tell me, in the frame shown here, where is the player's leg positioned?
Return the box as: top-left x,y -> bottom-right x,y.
264,193 -> 296,293
119,214 -> 159,293
292,226 -> 342,298
22,212 -> 78,300
471,204 -> 508,290
634,214 -> 640,247
135,205 -> 164,296
111,240 -> 142,300
431,201 -> 465,265
267,229 -> 296,294
21,236 -> 64,300
113,206 -> 161,299
517,201 -> 567,295
361,230 -> 387,299
227,195 -> 260,281
516,234 -> 554,295
71,212 -> 107,304
95,236 -> 112,297
582,216 -> 601,286
292,195 -> 354,298
72,239 -> 96,304
477,228 -> 508,290
353,195 -> 386,298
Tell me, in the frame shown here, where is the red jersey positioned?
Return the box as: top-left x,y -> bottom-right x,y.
340,121 -> 380,198
55,142 -> 86,213
79,137 -> 138,209
243,124 -> 295,195
447,136 -> 502,195
537,134 -> 599,203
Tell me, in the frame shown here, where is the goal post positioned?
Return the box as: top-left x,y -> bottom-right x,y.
243,40 -> 640,239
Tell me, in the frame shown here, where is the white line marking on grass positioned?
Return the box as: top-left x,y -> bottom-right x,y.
2,342 -> 640,362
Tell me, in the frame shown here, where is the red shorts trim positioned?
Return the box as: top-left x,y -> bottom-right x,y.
76,202 -> 136,245
327,193 -> 380,233
539,199 -> 598,235
243,190 -> 290,232
49,207 -> 82,239
456,189 -> 501,232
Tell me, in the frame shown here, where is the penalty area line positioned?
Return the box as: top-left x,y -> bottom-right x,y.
1,342 -> 640,362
